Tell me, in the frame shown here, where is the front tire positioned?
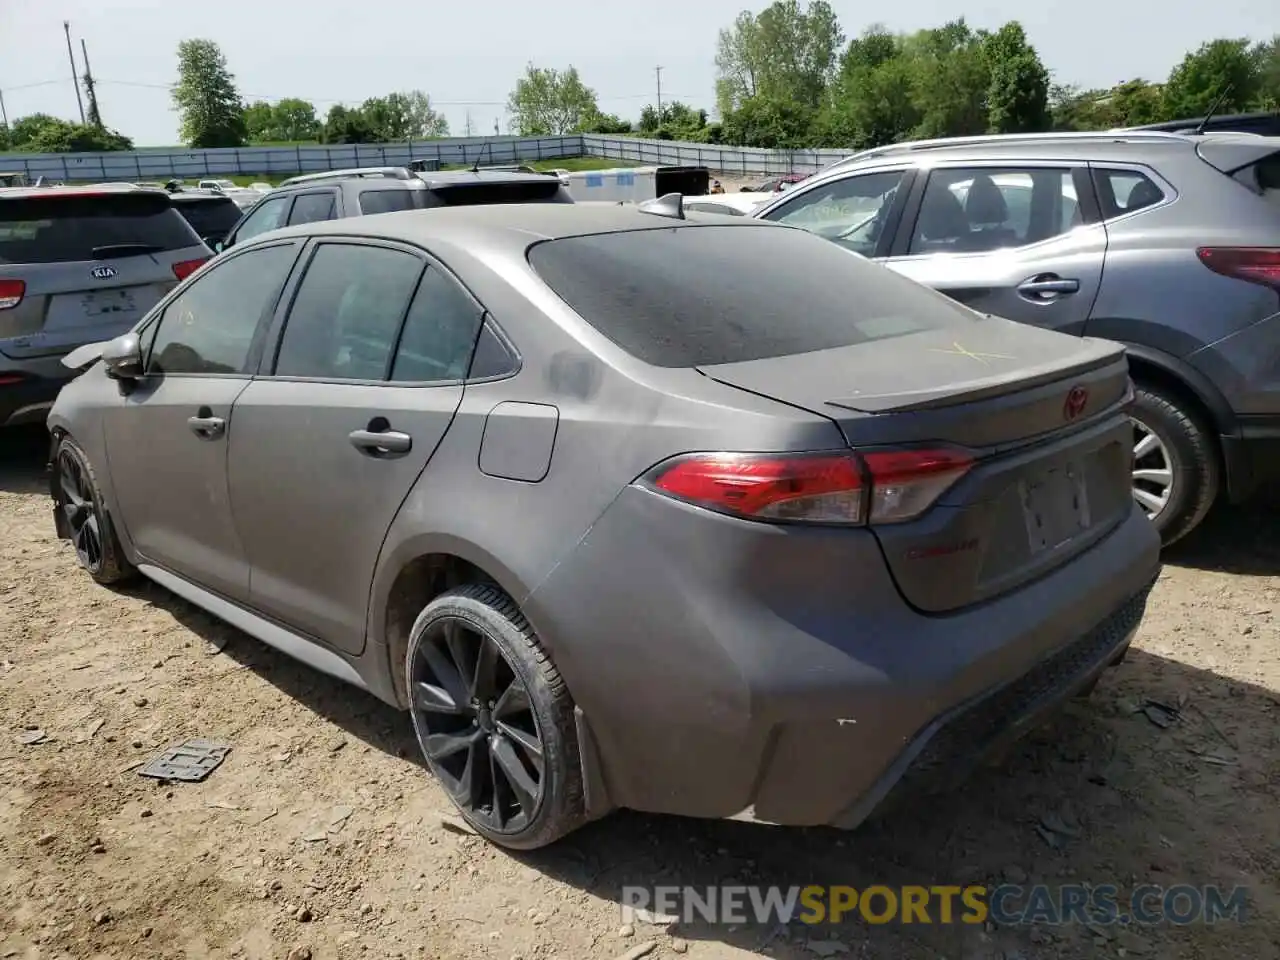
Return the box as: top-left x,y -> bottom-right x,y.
405,583 -> 586,849
1129,383 -> 1219,546
53,434 -> 136,585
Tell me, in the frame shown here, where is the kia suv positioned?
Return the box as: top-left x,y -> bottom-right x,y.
0,184 -> 211,428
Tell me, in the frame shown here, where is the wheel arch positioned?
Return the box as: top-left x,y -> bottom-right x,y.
1120,341 -> 1235,443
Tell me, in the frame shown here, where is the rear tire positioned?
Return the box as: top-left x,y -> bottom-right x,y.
1129,383 -> 1219,547
405,583 -> 586,850
53,434 -> 137,585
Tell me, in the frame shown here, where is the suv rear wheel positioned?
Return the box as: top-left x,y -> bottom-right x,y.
1129,382 -> 1219,546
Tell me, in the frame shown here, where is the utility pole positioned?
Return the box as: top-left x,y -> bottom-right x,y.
63,21 -> 85,124
464,111 -> 474,137
81,38 -> 103,127
493,118 -> 500,136
655,65 -> 663,125
0,89 -> 8,130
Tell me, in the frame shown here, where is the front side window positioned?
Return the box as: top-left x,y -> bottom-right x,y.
273,243 -> 424,380
146,243 -> 299,375
760,170 -> 907,256
907,166 -> 1078,255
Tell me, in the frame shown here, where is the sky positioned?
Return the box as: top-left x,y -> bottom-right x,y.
0,0 -> 1275,146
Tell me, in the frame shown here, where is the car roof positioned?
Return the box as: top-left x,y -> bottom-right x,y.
256,201 -> 781,252
169,189 -> 237,203
0,183 -> 170,201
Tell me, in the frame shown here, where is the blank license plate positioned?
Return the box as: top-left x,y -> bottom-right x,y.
81,289 -> 138,318
1020,464 -> 1091,553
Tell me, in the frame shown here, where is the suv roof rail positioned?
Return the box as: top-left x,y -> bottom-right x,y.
839,129 -> 1195,165
278,166 -> 416,186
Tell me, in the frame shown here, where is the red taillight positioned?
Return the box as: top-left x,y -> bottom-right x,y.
0,278 -> 25,310
0,373 -> 24,386
172,257 -> 209,281
1196,247 -> 1280,291
644,447 -> 973,525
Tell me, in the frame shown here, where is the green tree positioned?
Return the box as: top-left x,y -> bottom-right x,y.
983,22 -> 1050,133
582,112 -> 631,134
20,118 -> 132,152
818,25 -> 918,149
720,95 -> 816,147
901,19 -> 991,140
506,64 -> 600,135
272,98 -> 321,141
715,1 -> 843,114
360,94 -> 412,141
403,91 -> 449,138
10,113 -> 59,145
171,39 -> 247,147
243,100 -> 276,141
1162,38 -> 1262,119
320,104 -> 376,144
1253,35 -> 1280,108
638,101 -> 708,140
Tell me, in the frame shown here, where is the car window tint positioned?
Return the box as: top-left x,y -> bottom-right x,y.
908,167 -> 1077,255
233,195 -> 290,242
390,266 -> 485,382
274,243 -> 423,380
174,199 -> 242,239
761,170 -> 906,256
1094,169 -> 1164,219
527,225 -> 982,368
359,190 -> 418,215
288,192 -> 336,225
0,193 -> 198,264
147,243 -> 298,375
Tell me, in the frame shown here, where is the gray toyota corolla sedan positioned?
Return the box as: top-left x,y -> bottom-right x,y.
47,200 -> 1161,849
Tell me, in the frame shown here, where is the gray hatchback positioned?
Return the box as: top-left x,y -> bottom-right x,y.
48,203 -> 1161,849
753,131 -> 1280,544
0,184 -> 211,427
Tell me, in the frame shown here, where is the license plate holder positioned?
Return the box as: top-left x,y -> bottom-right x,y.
1019,463 -> 1091,554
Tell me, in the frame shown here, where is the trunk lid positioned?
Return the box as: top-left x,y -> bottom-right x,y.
698,318 -> 1135,613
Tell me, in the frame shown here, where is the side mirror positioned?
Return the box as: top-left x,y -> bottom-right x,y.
102,333 -> 143,381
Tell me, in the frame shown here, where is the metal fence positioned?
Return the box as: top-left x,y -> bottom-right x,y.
0,134 -> 852,182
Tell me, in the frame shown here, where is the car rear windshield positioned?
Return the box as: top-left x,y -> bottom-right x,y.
174,198 -> 242,238
526,224 -> 983,367
428,180 -> 570,207
0,193 -> 198,264
359,189 -> 419,215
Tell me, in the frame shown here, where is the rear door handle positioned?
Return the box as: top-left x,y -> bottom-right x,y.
349,428 -> 412,457
1017,275 -> 1080,300
187,411 -> 226,439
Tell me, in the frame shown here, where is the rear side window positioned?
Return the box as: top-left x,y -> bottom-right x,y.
274,243 -> 424,380
1093,169 -> 1165,220
175,199 -> 242,239
359,190 -> 418,215
527,224 -> 982,368
0,193 -> 199,264
391,266 -> 485,382
427,180 -> 571,207
288,192 -> 337,225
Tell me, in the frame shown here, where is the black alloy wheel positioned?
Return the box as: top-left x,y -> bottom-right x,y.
57,446 -> 105,574
409,614 -> 546,835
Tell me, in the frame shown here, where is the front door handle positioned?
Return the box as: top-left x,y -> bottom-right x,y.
187,408 -> 226,440
1017,275 -> 1080,301
349,427 -> 412,457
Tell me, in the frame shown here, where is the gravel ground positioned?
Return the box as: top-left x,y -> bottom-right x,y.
1,424 -> 1277,960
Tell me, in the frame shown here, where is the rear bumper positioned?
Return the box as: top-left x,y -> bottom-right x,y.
1221,415 -> 1280,502
524,489 -> 1161,827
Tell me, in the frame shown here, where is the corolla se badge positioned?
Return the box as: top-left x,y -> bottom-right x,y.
90,265 -> 117,280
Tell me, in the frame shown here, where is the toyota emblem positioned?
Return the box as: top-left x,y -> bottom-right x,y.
90,265 -> 117,280
1063,385 -> 1088,420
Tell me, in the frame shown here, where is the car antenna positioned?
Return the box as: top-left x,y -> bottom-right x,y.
1192,84 -> 1233,136
471,151 -> 482,174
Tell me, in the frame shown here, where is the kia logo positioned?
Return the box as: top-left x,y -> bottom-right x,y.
1063,386 -> 1089,420
90,265 -> 117,280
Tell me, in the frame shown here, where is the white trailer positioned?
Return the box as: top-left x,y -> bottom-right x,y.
561,165 -> 710,203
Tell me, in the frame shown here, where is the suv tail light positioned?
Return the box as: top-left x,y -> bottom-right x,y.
1196,247 -> 1280,292
0,279 -> 25,310
172,257 -> 209,281
642,448 -> 973,526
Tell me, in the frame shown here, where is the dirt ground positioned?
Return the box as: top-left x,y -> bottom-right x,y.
1,424 -> 1277,960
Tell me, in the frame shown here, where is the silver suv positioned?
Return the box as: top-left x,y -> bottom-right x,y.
0,185 -> 211,428
752,131 -> 1280,544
